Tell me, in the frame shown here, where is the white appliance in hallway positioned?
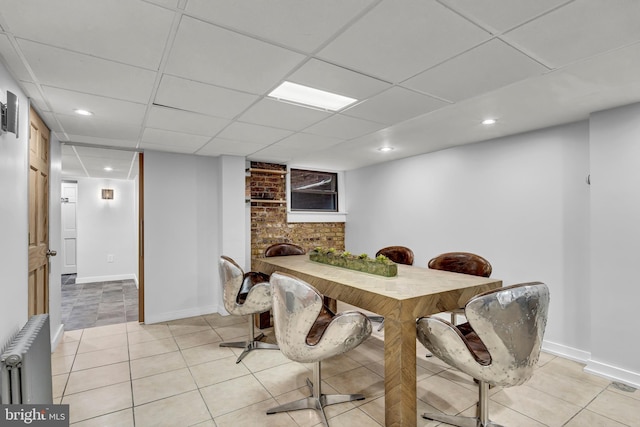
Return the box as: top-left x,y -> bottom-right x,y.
61,181 -> 78,275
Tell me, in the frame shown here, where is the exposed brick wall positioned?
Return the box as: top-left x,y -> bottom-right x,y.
249,162 -> 345,258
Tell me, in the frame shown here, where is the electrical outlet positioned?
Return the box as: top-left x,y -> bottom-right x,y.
107,254 -> 114,263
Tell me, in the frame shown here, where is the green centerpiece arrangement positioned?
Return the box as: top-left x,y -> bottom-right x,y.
309,247 -> 398,277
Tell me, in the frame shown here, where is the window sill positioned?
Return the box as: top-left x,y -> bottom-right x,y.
287,211 -> 347,223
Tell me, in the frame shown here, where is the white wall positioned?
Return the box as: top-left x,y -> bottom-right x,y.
346,116 -> 640,388
143,151 -> 221,323
588,102 -> 640,385
75,177 -> 137,284
0,61 -> 29,347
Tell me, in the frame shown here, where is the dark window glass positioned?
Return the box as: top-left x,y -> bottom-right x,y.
290,169 -> 338,212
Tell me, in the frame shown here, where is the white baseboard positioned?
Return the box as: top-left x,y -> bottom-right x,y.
542,339 -> 591,363
75,274 -> 137,284
585,360 -> 640,389
542,339 -> 640,389
50,323 -> 65,352
143,305 -> 220,324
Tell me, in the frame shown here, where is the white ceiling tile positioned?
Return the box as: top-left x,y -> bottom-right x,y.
18,40 -> 156,103
197,138 -> 266,156
42,86 -> 147,123
185,0 -> 375,53
343,86 -> 448,125
402,39 -> 548,102
503,0 -> 640,68
305,114 -> 386,140
142,128 -> 211,149
146,0 -> 180,8
146,105 -> 230,136
439,0 -> 572,33
287,59 -> 391,100
140,142 -> 200,154
56,112 -> 142,141
0,0 -> 174,69
238,98 -> 330,131
275,133 -> 343,151
0,34 -> 31,82
165,16 -> 305,94
318,0 -> 490,82
217,122 -> 292,145
247,144 -> 307,164
155,74 -> 258,118
63,135 -> 139,149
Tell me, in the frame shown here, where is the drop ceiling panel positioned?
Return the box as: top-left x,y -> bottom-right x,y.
402,39 -> 548,102
439,0 -> 573,33
287,59 -> 391,100
18,39 -> 156,103
56,113 -> 142,141
503,0 -> 640,68
318,0 -> 490,82
248,144 -> 307,164
155,74 -> 258,118
64,135 -> 139,149
43,86 -> 147,124
343,86 -> 449,125
305,114 -> 386,140
185,0 -> 376,53
217,122 -> 292,145
0,34 -> 31,82
165,16 -> 305,94
142,128 -> 211,150
238,98 -> 330,131
146,105 -> 230,136
274,132 -> 344,151
0,0 -> 174,69
197,138 -> 267,156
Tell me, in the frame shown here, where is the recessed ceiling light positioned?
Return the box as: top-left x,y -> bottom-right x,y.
378,146 -> 394,152
74,109 -> 93,116
104,167 -> 113,171
268,81 -> 357,111
482,118 -> 496,125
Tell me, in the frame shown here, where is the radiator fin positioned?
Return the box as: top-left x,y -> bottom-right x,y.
0,314 -> 53,404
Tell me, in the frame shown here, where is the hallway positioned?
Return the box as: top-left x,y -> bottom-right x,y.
61,274 -> 138,330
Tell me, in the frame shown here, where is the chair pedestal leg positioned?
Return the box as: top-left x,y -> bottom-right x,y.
219,315 -> 279,363
266,361 -> 365,427
422,380 -> 503,427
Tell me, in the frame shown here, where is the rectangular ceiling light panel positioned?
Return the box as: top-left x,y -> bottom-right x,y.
268,81 -> 357,111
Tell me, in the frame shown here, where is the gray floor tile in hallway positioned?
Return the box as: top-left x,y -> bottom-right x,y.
61,274 -> 138,331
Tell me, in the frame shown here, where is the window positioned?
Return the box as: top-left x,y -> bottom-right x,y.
290,169 -> 338,212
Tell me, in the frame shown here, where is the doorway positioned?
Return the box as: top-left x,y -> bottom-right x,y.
60,145 -> 143,330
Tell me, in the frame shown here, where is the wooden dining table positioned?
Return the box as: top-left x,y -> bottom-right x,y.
252,254 -> 502,427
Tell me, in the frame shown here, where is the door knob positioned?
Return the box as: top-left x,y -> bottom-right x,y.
46,249 -> 57,257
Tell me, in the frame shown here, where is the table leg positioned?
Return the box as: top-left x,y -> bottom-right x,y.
383,317 -> 417,427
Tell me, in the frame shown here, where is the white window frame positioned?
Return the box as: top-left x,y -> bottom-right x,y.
286,166 -> 347,223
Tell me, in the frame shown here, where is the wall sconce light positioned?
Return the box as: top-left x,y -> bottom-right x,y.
101,189 -> 114,200
1,90 -> 19,138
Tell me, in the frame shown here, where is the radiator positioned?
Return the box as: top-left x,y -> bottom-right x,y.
0,314 -> 53,404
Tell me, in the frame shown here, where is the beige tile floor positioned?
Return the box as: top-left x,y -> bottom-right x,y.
52,308 -> 640,427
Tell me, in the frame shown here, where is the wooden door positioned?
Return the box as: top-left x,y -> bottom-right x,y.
28,107 -> 52,316
61,182 -> 78,275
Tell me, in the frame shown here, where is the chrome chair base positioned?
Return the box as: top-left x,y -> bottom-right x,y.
422,381 -> 501,427
421,413 -> 503,427
367,315 -> 385,331
219,316 -> 279,363
266,361 -> 365,427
